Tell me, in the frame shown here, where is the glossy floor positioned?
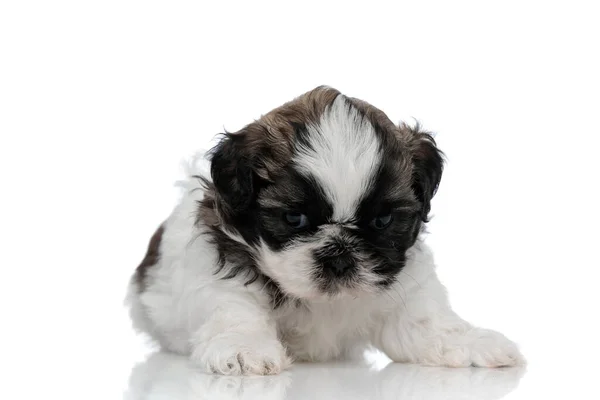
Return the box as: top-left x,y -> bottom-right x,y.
119,330 -> 597,400
125,351 -> 526,400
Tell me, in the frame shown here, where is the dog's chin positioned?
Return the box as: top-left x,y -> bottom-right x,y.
310,285 -> 384,303
271,273 -> 384,302
323,284 -> 379,300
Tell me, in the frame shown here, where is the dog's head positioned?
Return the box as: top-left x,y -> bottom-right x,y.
204,86 -> 443,299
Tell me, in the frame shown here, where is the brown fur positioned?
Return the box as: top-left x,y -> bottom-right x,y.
135,224 -> 164,291
234,85 -> 341,182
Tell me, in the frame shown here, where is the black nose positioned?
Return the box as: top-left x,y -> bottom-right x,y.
323,257 -> 354,275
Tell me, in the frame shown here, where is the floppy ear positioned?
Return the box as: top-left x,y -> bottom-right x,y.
407,125 -> 444,222
209,131 -> 257,219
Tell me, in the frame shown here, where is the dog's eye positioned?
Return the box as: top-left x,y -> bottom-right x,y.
369,213 -> 393,230
284,212 -> 309,229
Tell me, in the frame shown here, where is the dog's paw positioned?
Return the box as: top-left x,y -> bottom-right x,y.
192,335 -> 291,376
422,328 -> 525,368
466,329 -> 525,368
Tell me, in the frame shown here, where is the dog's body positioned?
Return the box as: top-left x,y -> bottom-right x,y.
127,87 -> 524,375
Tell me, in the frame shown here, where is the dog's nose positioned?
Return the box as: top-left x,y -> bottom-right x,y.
324,257 -> 354,275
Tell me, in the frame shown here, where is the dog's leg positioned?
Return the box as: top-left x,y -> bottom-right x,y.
188,286 -> 291,376
373,272 -> 525,367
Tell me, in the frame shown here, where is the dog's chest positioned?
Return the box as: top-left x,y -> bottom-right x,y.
273,298 -> 380,361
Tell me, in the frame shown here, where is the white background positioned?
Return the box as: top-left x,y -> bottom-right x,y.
1,1 -> 599,399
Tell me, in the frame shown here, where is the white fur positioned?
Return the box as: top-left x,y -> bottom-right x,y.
293,96 -> 382,221
126,154 -> 525,375
256,237 -> 323,299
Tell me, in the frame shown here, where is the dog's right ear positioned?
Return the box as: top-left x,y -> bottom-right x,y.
208,120 -> 292,223
209,131 -> 257,219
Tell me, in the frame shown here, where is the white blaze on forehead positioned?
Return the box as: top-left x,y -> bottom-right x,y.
293,96 -> 382,221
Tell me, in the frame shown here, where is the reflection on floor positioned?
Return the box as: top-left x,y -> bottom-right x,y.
124,351 -> 525,400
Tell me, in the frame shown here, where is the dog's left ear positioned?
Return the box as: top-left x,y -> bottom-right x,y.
405,124 -> 444,222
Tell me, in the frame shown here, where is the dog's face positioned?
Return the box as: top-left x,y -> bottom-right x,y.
206,87 -> 443,300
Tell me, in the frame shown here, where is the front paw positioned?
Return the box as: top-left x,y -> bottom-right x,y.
192,334 -> 291,376
465,329 -> 525,368
422,328 -> 525,368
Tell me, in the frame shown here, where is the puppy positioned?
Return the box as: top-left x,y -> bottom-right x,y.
127,86 -> 525,375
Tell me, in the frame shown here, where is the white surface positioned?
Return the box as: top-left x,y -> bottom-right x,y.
1,1 -> 599,399
126,352 -> 526,400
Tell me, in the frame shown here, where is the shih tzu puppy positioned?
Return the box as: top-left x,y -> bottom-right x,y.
127,86 -> 525,375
